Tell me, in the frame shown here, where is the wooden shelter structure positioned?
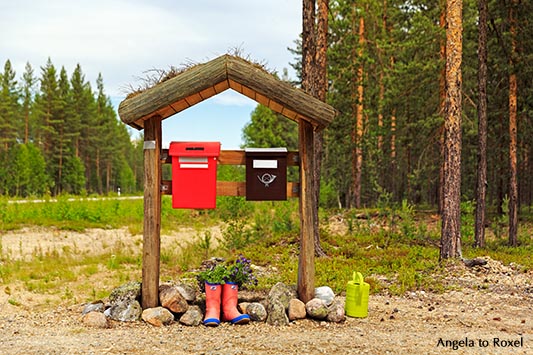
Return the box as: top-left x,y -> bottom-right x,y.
118,54 -> 336,308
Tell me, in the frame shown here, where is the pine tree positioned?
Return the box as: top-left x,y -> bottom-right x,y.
26,143 -> 50,196
69,64 -> 96,192
242,104 -> 298,149
20,62 -> 36,144
52,66 -> 72,194
6,144 -> 31,196
440,0 -> 463,260
34,58 -> 60,190
474,0 -> 489,248
0,60 -> 20,151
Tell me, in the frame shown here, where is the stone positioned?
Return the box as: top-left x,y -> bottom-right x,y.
105,300 -> 142,322
179,305 -> 203,326
108,281 -> 141,305
288,298 -> 306,321
315,286 -> 335,306
266,299 -> 289,326
142,307 -> 174,327
159,284 -> 189,313
327,298 -> 346,323
246,302 -> 267,322
267,282 -> 296,311
176,283 -> 197,302
82,300 -> 105,314
239,302 -> 251,314
82,311 -> 109,328
306,298 -> 328,320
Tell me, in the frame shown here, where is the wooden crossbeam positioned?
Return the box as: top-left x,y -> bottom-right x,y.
161,180 -> 299,197
160,149 -> 300,198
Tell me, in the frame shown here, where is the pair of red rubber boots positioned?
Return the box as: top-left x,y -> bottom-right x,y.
203,283 -> 250,326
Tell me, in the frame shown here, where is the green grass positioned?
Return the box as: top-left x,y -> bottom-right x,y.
1,195 -> 532,307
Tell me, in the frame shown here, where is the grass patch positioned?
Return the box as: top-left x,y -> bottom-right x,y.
1,196 -> 533,305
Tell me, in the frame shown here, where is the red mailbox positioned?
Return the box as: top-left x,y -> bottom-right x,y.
169,141 -> 221,209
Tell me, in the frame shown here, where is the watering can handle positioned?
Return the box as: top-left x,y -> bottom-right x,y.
353,272 -> 364,284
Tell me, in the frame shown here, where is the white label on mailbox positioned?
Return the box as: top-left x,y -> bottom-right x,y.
180,163 -> 208,169
179,157 -> 208,163
253,159 -> 278,169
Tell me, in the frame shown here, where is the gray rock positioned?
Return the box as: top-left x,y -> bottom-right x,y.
108,281 -> 141,305
179,305 -> 203,326
82,300 -> 105,314
266,299 -> 289,326
327,298 -> 346,323
238,302 -> 251,314
176,283 -> 197,302
267,282 -> 296,311
305,298 -> 328,320
82,311 -> 109,328
315,286 -> 335,306
159,283 -> 189,313
106,300 -> 142,322
246,302 -> 267,322
142,307 -> 174,327
288,298 -> 306,321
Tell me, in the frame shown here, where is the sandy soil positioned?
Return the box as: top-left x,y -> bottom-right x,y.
0,227 -> 532,354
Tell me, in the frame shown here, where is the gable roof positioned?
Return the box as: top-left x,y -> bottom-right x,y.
118,54 -> 336,130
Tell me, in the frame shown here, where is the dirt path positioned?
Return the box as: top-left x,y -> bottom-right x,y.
0,228 -> 532,354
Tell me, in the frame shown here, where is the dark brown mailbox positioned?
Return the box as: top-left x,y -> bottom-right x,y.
245,148 -> 288,201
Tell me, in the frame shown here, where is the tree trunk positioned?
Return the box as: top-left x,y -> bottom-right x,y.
377,0 -> 387,152
302,0 -> 329,257
96,148 -> 103,195
508,0 -> 519,246
390,106 -> 397,194
106,161 -> 112,194
353,13 -> 365,209
438,0 -> 447,214
440,0 -> 463,260
313,0 -> 328,257
474,0 -> 488,248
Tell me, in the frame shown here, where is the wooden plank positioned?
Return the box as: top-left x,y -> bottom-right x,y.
154,105 -> 177,120
214,80 -> 230,93
170,99 -> 190,113
255,92 -> 270,106
228,79 -> 243,93
161,180 -> 299,198
268,100 -> 284,115
217,150 -> 246,165
184,92 -> 203,106
297,120 -> 315,303
142,116 -> 162,309
281,106 -> 299,120
241,85 -> 256,100
217,181 -> 246,196
199,86 -> 217,100
161,149 -> 300,166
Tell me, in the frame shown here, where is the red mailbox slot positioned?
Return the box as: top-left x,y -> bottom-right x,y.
169,141 -> 221,209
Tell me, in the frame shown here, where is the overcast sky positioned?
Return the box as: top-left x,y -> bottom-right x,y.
0,0 -> 302,148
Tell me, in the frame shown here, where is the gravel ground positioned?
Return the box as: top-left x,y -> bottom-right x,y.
0,228 -> 532,354
1,289 -> 531,355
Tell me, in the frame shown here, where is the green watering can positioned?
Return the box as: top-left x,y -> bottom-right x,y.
345,272 -> 369,318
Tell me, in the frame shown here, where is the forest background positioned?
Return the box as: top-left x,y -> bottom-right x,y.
1,0 -> 532,231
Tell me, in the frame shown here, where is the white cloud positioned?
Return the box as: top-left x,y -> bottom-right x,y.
0,0 -> 300,147
211,90 -> 257,108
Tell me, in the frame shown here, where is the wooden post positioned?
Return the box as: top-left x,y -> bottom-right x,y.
142,116 -> 162,309
297,120 -> 316,303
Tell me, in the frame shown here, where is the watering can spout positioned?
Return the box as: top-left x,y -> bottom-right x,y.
345,271 -> 370,318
